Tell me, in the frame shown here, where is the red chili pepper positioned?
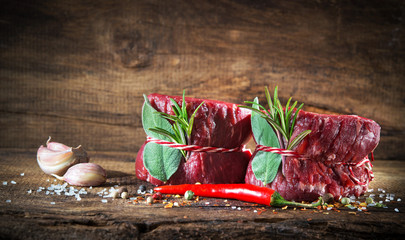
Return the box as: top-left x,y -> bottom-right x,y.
154,184 -> 323,208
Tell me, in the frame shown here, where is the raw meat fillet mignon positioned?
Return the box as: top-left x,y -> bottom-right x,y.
245,110 -> 380,202
136,93 -> 252,185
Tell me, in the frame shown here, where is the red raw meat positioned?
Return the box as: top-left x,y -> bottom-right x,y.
136,93 -> 252,185
245,111 -> 380,202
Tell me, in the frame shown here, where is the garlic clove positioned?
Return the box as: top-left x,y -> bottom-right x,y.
53,163 -> 107,187
46,137 -> 71,152
37,137 -> 89,176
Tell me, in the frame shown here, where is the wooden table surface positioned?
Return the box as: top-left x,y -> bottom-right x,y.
0,150 -> 404,239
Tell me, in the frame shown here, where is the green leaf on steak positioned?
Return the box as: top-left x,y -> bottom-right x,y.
142,95 -> 182,182
250,97 -> 282,185
143,142 -> 182,183
240,87 -> 311,185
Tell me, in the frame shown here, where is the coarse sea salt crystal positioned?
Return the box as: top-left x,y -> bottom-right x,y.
394,208 -> 399,212
237,207 -> 241,211
253,210 -> 258,213
11,181 -> 16,184
398,198 -> 402,202
3,181 -> 7,185
27,189 -> 32,194
101,199 -> 108,203
205,202 -> 210,205
367,189 -> 374,192
6,200 -> 11,203
50,202 -> 55,205
231,206 -> 236,210
20,173 -> 25,176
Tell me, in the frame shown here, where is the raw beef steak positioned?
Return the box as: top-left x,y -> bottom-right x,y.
245,111 -> 380,202
136,93 -> 252,185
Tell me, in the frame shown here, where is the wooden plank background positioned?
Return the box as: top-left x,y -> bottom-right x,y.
0,0 -> 404,160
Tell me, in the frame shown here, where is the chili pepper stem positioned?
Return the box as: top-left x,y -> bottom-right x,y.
271,192 -> 323,208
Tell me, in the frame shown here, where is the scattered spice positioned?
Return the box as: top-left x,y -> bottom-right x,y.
121,192 -> 129,199
153,192 -> 162,200
118,187 -> 128,195
111,190 -> 119,199
164,202 -> 173,208
340,197 -> 350,205
146,196 -> 153,205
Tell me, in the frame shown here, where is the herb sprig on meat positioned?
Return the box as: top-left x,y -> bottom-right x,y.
240,86 -> 311,150
148,90 -> 204,159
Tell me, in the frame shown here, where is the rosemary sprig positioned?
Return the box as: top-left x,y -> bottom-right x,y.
240,86 -> 311,150
148,90 -> 204,159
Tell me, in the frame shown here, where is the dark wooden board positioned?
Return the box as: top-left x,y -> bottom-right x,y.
0,0 -> 404,159
0,150 -> 404,239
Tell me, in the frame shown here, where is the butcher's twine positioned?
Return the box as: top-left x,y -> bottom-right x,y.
146,137 -> 242,153
255,144 -> 302,158
146,136 -> 301,157
146,136 -> 374,185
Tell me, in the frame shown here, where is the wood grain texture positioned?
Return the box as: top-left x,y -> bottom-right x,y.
0,0 -> 404,159
0,150 -> 404,239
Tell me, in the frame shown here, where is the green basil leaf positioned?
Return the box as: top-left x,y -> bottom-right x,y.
250,97 -> 282,185
251,151 -> 282,185
143,142 -> 182,182
142,95 -> 173,141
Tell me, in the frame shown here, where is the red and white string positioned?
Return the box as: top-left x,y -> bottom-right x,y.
146,136 -> 374,185
255,144 -> 302,158
146,137 -> 242,153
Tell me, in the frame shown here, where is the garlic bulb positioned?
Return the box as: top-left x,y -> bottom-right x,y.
37,137 -> 89,176
52,163 -> 107,187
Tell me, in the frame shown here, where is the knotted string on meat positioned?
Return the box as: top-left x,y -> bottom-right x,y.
245,110 -> 381,202
136,94 -> 252,185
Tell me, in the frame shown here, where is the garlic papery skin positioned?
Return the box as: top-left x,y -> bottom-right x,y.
52,163 -> 107,187
37,137 -> 89,176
